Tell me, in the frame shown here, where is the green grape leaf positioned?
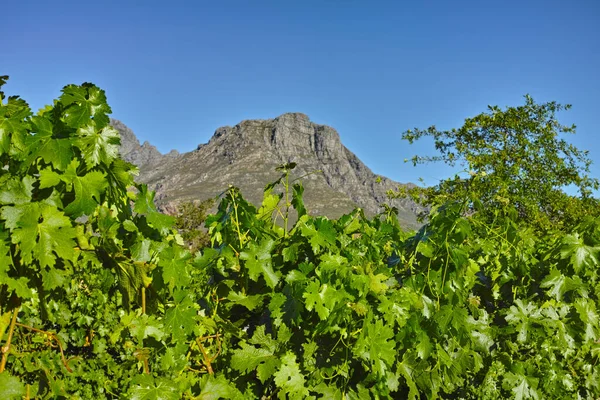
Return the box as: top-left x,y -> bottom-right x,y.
539,268 -> 583,301
227,291 -> 265,311
505,299 -> 540,343
273,352 -> 309,399
133,184 -> 158,215
129,375 -> 180,400
398,353 -> 421,400
319,253 -> 346,275
560,233 -> 599,273
416,331 -> 433,360
248,325 -> 279,352
342,212 -> 362,235
231,341 -> 278,382
416,240 -> 435,258
257,358 -> 280,384
39,167 -> 62,189
123,219 -> 138,232
303,280 -> 343,320
269,291 -> 302,326
0,176 -> 33,205
300,217 -> 337,254
369,272 -> 389,294
134,185 -> 174,234
197,374 -> 245,400
503,371 -> 540,400
312,383 -> 345,399
574,298 -> 599,342
0,103 -> 31,156
240,238 -> 280,288
86,85 -> 112,124
60,85 -> 92,128
115,259 -> 154,308
41,267 -> 69,291
159,343 -> 188,373
164,290 -> 197,341
9,203 -> 76,268
127,314 -> 165,343
104,158 -> 137,201
233,324 -> 294,383
61,159 -> 107,217
146,211 -> 175,236
282,243 -> 299,263
131,238 -> 153,263
257,190 -> 282,221
60,84 -> 111,129
40,138 -> 74,171
25,115 -> 74,170
159,245 -> 192,291
0,373 -> 26,400
435,304 -> 469,333
30,113 -> 53,136
291,182 -> 306,218
0,119 -> 13,155
355,318 -> 396,376
3,276 -> 33,299
75,122 -> 120,167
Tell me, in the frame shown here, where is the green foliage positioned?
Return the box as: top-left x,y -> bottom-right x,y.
174,198 -> 215,253
0,76 -> 598,399
399,95 -> 600,231
0,76 -> 202,397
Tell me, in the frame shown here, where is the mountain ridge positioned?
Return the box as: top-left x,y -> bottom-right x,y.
113,113 -> 423,229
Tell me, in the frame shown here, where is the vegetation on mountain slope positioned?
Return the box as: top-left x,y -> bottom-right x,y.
0,76 -> 598,399
174,198 -> 214,253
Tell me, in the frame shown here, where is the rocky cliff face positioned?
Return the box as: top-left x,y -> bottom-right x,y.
112,113 -> 423,229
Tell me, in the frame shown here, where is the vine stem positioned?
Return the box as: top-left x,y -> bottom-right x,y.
230,190 -> 245,249
195,334 -> 222,376
141,287 -> 146,315
229,189 -> 250,294
14,322 -> 73,373
140,286 -> 149,374
284,170 -> 290,237
196,338 -> 214,375
0,306 -> 19,373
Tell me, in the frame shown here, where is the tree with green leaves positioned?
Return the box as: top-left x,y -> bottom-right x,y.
399,95 -> 599,230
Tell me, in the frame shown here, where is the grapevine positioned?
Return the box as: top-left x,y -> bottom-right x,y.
0,76 -> 598,399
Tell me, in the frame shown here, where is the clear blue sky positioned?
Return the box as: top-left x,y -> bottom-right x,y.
3,0 -> 599,190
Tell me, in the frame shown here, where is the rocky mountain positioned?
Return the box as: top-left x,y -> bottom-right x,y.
113,113 -> 423,229
111,119 -> 180,167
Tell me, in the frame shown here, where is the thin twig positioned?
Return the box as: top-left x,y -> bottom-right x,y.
14,322 -> 73,373
0,307 -> 19,373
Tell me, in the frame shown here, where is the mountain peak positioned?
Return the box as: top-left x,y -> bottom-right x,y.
112,119 -> 178,167
113,115 -> 422,229
274,112 -> 310,123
